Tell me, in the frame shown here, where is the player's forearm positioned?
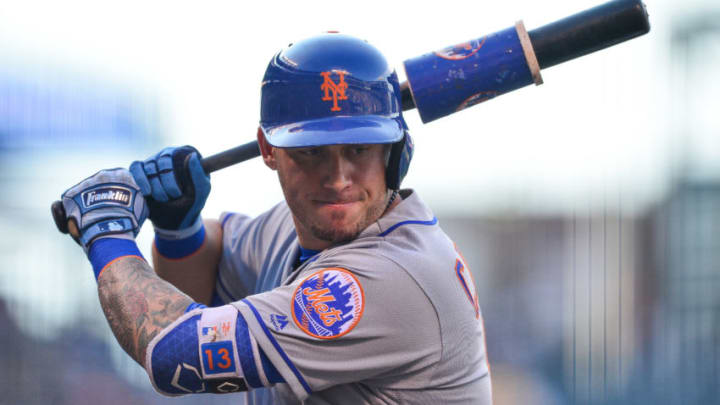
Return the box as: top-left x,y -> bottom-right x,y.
98,256 -> 193,366
152,219 -> 223,305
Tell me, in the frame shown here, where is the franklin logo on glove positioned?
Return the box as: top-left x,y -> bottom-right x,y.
82,187 -> 132,208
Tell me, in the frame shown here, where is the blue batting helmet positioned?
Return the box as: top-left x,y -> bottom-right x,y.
259,33 -> 413,190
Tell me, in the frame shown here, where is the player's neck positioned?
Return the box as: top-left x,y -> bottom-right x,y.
381,190 -> 403,217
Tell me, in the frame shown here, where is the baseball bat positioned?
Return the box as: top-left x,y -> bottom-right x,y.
51,0 -> 649,235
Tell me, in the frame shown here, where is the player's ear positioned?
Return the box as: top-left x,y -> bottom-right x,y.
257,127 -> 278,170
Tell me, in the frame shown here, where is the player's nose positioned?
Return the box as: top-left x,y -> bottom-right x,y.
322,149 -> 353,191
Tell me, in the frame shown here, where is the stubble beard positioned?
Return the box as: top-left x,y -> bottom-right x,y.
306,196 -> 387,245
285,189 -> 389,246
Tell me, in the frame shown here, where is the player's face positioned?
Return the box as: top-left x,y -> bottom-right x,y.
272,144 -> 390,250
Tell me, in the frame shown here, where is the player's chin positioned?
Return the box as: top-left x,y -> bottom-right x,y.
320,216 -> 359,234
312,202 -> 364,225
311,224 -> 363,245
310,215 -> 366,243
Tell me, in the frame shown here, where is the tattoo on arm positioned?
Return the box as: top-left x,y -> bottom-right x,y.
97,257 -> 192,366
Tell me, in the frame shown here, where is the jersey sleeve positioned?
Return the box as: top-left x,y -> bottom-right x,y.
232,252 -> 442,400
215,203 -> 297,303
145,304 -> 286,396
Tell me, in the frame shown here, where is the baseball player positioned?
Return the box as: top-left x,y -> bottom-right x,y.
59,33 -> 491,404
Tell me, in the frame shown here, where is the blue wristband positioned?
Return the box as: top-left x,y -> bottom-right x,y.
154,220 -> 206,259
88,238 -> 145,281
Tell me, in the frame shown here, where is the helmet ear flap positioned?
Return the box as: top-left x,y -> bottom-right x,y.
386,131 -> 414,190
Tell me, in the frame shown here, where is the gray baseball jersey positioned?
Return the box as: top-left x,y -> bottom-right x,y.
215,190 -> 491,404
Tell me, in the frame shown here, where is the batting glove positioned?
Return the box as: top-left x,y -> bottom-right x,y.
61,168 -> 148,279
61,168 -> 148,249
129,146 -> 211,259
129,146 -> 210,231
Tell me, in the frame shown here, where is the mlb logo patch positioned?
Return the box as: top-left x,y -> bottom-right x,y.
96,219 -> 129,233
291,268 -> 364,339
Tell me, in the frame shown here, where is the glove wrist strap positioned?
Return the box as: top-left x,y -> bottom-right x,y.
80,218 -> 136,248
153,216 -> 203,239
154,216 -> 206,259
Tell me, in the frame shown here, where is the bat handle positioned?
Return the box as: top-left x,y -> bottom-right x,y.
51,140 -> 263,235
400,81 -> 415,111
51,200 -> 69,234
198,140 -> 261,174
52,199 -> 80,239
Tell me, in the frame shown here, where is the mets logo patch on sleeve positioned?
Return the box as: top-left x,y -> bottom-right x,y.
291,268 -> 364,340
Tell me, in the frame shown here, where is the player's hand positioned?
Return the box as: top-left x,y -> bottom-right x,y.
129,146 -> 210,231
61,168 -> 148,252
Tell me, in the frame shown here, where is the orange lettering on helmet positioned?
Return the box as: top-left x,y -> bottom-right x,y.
320,71 -> 348,112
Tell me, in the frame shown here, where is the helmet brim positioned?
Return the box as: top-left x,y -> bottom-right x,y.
262,115 -> 405,148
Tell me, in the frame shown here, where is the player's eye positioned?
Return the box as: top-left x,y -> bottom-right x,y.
295,148 -> 320,157
350,146 -> 369,155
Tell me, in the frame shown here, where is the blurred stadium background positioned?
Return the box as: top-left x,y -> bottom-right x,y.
1,0 -> 718,403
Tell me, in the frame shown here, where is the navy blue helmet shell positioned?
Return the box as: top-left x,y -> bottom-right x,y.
260,33 -> 408,148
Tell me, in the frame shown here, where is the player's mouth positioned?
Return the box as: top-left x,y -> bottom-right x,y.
312,196 -> 364,212
314,199 -> 360,208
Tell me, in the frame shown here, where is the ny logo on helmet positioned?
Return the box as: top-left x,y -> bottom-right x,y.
320,71 -> 348,112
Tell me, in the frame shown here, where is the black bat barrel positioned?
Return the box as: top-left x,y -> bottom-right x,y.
529,0 -> 650,69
